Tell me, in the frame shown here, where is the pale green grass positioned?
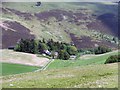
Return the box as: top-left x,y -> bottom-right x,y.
1,63 -> 40,76
47,50 -> 118,69
2,2 -> 80,13
2,63 -> 118,88
3,2 -> 117,14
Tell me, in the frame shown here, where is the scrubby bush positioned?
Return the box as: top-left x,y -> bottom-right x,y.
14,39 -> 38,54
58,50 -> 70,60
14,44 -> 21,51
94,45 -> 111,54
64,51 -> 70,60
104,54 -> 120,64
38,43 -> 48,53
67,46 -> 77,55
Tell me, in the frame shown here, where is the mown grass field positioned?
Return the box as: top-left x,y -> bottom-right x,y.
1,49 -> 49,67
47,50 -> 118,69
1,63 -> 40,76
2,63 -> 118,88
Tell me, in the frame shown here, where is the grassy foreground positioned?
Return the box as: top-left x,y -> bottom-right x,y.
2,63 -> 118,88
1,63 -> 40,76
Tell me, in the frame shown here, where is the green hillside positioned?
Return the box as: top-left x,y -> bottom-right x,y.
1,2 -> 118,49
47,50 -> 118,69
2,63 -> 118,88
2,63 -> 40,76
2,2 -> 117,14
1,50 -> 118,76
1,50 -> 119,88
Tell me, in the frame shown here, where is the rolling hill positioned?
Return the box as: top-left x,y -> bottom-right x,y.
47,50 -> 118,69
1,2 -> 119,49
1,2 -> 119,88
1,49 -> 119,88
2,63 -> 118,88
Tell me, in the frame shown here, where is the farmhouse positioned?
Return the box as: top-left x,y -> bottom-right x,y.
54,52 -> 58,58
51,51 -> 58,59
70,55 -> 76,60
43,50 -> 51,55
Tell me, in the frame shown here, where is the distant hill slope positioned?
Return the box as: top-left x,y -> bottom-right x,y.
1,2 -> 118,49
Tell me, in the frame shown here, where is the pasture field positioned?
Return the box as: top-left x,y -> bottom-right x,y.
1,50 -> 118,88
47,50 -> 118,69
1,49 -> 49,67
1,63 -> 40,76
2,63 -> 118,88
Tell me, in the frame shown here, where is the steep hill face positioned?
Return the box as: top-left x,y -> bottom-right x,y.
1,21 -> 35,48
1,2 -> 118,49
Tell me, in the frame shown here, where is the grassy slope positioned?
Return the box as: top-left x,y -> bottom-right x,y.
2,63 -> 118,88
47,50 -> 118,69
1,3 -> 118,88
2,2 -> 118,42
2,2 -> 117,14
1,63 -> 39,76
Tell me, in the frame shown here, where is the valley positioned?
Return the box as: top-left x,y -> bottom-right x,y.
1,1 -> 119,88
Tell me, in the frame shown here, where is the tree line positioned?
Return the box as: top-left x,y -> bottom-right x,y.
79,45 -> 111,55
14,38 -> 112,60
14,38 -> 78,60
105,54 -> 120,64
